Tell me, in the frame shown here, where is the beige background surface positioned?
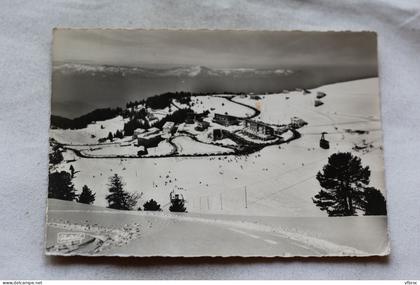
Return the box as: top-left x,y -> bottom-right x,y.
1,0 -> 419,279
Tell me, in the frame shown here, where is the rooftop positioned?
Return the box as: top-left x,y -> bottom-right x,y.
163,121 -> 175,128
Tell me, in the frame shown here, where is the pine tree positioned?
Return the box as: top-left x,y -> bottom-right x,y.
143,199 -> 161,211
108,132 -> 113,141
69,165 -> 75,178
78,185 -> 96,205
313,152 -> 370,216
48,171 -> 77,201
105,174 -> 139,210
114,130 -> 124,139
49,145 -> 63,165
363,187 -> 387,215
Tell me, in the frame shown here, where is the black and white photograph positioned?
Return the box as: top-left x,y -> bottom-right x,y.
46,29 -> 389,257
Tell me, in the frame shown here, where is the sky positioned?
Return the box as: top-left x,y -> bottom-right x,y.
53,29 -> 378,69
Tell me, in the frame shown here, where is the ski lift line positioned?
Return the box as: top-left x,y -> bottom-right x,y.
192,161 -> 315,193
199,155 -> 381,209
256,175 -> 316,201
250,175 -> 316,204
190,154 -> 330,195
161,145 -> 379,208
297,105 -> 337,127
151,136 -> 381,205
327,111 -> 380,121
184,139 -> 380,197
300,129 -> 382,135
306,120 -> 376,128
259,155 -> 329,178
314,109 -> 336,126
302,104 -> 378,129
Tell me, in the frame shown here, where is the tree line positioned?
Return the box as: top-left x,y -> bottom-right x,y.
48,168 -> 186,212
51,90 -> 251,131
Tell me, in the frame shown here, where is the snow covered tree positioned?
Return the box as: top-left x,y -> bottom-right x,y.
78,185 -> 96,205
48,171 -> 77,201
143,199 -> 161,211
127,192 -> 142,210
313,152 -> 370,216
105,174 -> 139,210
363,187 -> 387,215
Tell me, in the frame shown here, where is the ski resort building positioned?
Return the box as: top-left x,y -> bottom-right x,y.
212,113 -> 240,126
273,125 -> 289,135
243,119 -> 275,138
135,127 -> 162,148
132,128 -> 146,139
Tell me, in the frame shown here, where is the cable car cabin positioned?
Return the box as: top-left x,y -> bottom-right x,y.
320,132 -> 330,149
170,191 -> 184,203
169,191 -> 187,213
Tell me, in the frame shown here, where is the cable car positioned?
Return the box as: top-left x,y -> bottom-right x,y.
169,190 -> 187,212
170,191 -> 184,204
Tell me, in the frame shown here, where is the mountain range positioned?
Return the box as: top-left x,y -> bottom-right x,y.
52,62 -> 375,119
53,63 -> 294,78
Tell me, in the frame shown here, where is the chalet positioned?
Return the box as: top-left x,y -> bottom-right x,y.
212,113 -> 240,126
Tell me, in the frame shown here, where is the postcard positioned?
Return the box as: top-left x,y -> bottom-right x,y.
46,29 -> 389,257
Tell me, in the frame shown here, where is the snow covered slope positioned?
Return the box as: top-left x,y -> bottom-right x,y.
53,78 -> 385,218
46,199 -> 389,257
